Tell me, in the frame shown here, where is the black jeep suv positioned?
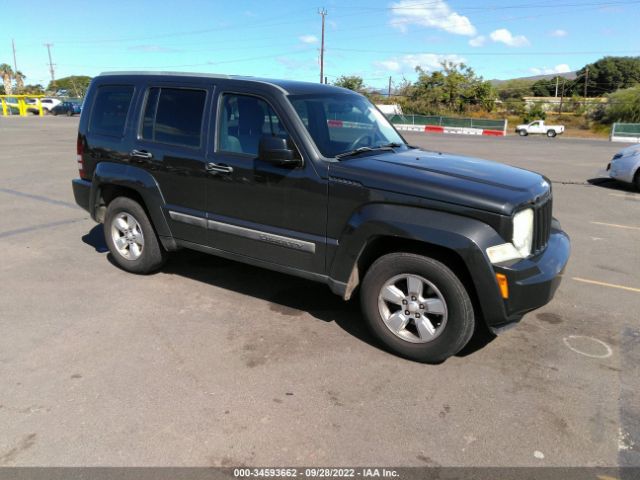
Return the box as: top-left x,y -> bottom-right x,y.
72,72 -> 570,363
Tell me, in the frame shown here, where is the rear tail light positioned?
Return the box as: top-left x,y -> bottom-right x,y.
77,136 -> 85,178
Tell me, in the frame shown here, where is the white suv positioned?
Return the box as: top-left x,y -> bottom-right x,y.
40,98 -> 62,113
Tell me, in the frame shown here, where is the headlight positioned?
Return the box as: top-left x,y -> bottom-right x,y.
486,208 -> 535,264
512,208 -> 534,257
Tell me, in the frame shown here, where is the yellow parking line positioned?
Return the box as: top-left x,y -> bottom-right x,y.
573,277 -> 640,294
590,221 -> 640,231
608,193 -> 640,200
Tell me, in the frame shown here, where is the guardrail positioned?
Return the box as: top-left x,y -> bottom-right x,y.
0,95 -> 45,116
389,114 -> 507,137
611,122 -> 640,143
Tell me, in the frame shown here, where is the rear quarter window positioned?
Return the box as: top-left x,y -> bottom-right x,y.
88,85 -> 134,137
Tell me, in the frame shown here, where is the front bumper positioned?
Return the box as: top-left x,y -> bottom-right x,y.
490,222 -> 570,332
608,160 -> 636,184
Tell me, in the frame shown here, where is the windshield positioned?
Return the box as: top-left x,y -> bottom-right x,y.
289,93 -> 406,158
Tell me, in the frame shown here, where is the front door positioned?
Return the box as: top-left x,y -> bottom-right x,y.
205,91 -> 328,274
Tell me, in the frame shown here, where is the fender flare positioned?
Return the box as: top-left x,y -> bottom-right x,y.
90,162 -> 172,239
328,203 -> 508,322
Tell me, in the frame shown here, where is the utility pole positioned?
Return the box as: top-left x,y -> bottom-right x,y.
44,43 -> 55,90
584,66 -> 589,99
558,80 -> 565,115
12,39 -> 18,72
554,76 -> 559,98
318,8 -> 327,84
388,76 -> 392,97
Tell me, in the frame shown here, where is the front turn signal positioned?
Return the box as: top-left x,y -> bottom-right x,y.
496,273 -> 509,299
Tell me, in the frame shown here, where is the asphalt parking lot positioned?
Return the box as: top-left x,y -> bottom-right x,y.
1,116 -> 638,468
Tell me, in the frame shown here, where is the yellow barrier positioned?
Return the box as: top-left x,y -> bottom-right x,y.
0,95 -> 46,117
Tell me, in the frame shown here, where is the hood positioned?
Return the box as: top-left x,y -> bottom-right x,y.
616,144 -> 640,158
329,148 -> 550,215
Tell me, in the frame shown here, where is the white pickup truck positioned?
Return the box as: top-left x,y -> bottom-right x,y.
515,120 -> 565,138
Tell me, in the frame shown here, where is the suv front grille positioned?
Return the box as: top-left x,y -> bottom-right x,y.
532,197 -> 552,254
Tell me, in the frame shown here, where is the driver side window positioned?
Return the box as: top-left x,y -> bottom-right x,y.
217,94 -> 288,156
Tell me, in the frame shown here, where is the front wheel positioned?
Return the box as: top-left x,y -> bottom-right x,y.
104,197 -> 167,274
518,129 -> 528,136
360,253 -> 475,363
547,129 -> 557,138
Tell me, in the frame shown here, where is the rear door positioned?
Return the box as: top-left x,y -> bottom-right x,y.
130,83 -> 213,245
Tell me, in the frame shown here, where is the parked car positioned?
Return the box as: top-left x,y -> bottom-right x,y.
40,97 -> 61,113
515,120 -> 565,138
607,144 -> 640,190
50,101 -> 82,116
72,72 -> 570,363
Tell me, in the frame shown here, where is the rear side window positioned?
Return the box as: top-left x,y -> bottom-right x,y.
141,87 -> 206,148
89,85 -> 134,137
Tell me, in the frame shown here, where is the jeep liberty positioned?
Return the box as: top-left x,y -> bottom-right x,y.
72,72 -> 570,362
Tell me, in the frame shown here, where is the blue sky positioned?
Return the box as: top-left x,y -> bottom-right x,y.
2,0 -> 639,89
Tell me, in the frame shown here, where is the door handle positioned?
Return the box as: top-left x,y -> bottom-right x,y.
130,149 -> 153,160
206,162 -> 234,174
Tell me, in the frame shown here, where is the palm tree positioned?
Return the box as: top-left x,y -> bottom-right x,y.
15,71 -> 25,92
0,64 -> 14,95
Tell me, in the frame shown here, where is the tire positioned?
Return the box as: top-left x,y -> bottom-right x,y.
518,129 -> 528,136
66,110 -> 73,117
104,197 -> 166,274
52,110 -> 58,116
360,252 -> 475,363
547,129 -> 557,138
634,170 -> 640,192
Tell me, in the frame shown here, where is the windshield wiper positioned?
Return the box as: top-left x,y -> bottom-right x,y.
335,144 -> 398,160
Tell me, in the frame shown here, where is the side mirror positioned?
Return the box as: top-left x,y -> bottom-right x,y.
258,136 -> 301,167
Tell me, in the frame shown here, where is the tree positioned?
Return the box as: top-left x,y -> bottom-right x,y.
403,61 -> 495,114
333,75 -> 366,93
47,75 -> 92,97
495,79 -> 534,101
531,76 -> 575,97
0,64 -> 14,95
602,86 -> 640,123
22,84 -> 45,95
523,102 -> 547,123
14,71 -> 25,92
574,56 -> 640,96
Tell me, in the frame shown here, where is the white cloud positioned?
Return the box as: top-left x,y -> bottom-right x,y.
529,64 -> 571,75
390,0 -> 476,36
299,34 -> 318,44
377,60 -> 402,72
550,29 -> 568,37
375,53 -> 466,73
489,28 -> 530,47
469,35 -> 486,47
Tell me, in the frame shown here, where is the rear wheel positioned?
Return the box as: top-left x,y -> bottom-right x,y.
66,110 -> 73,117
634,169 -> 640,192
360,253 -> 475,363
104,197 -> 166,274
547,129 -> 557,138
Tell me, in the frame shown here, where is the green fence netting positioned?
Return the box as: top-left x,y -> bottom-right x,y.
612,123 -> 640,137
